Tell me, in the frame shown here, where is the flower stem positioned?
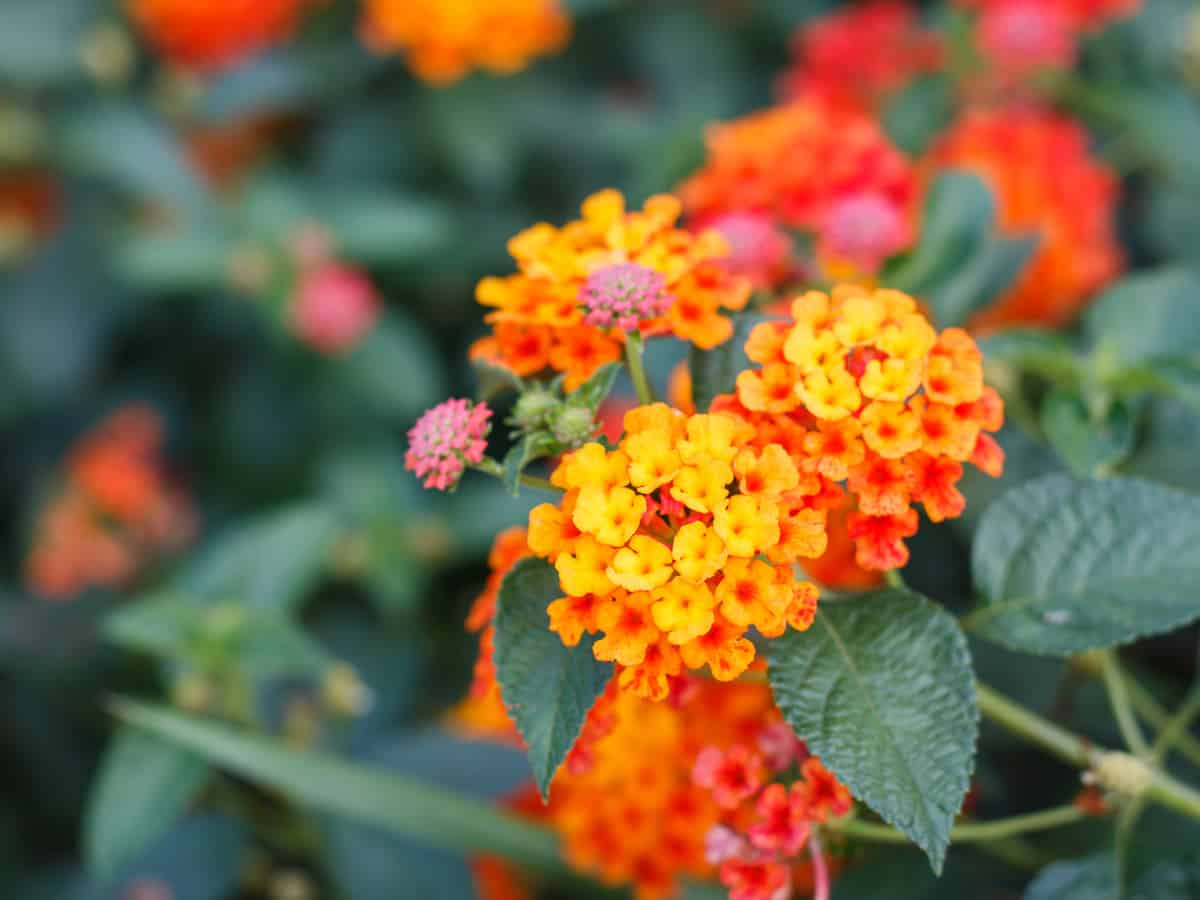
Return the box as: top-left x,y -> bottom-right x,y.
883,569 -> 905,589
1125,676 -> 1200,769
831,804 -> 1086,845
809,830 -> 830,900
1100,651 -> 1151,757
976,682 -> 1200,822
473,458 -> 559,492
1152,683 -> 1200,764
624,331 -> 655,405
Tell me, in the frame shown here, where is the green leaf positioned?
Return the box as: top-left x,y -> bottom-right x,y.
176,503 -> 341,613
104,595 -> 333,680
882,75 -> 955,156
566,362 -> 621,411
493,558 -> 612,798
766,589 -> 977,873
1130,855 -> 1200,899
472,358 -> 524,401
926,233 -> 1039,328
112,700 -> 564,871
885,172 -> 1036,327
971,474 -> 1200,655
1084,268 -> 1200,373
1040,390 -> 1134,476
1024,855 -> 1117,900
84,727 -> 209,880
688,314 -> 757,412
885,171 -> 995,297
114,230 -> 233,293
321,191 -> 456,267
334,314 -> 447,421
502,432 -> 561,497
979,329 -> 1083,384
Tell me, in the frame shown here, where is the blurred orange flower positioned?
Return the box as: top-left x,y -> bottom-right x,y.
361,0 -> 570,84
929,105 -> 1123,330
126,0 -> 313,71
25,406 -> 196,600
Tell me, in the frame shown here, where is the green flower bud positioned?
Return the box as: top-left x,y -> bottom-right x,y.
510,388 -> 559,432
550,404 -> 597,448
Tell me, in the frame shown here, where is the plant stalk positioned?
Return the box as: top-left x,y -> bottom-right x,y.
1099,651 -> 1151,758
831,805 -> 1085,845
624,331 -> 655,405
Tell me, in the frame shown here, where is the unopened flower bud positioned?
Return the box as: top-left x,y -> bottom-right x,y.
171,673 -> 213,713
549,404 -> 596,448
510,388 -> 558,432
1085,751 -> 1153,798
320,663 -> 373,718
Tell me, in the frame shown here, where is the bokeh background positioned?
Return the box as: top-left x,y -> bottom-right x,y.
3,0 -> 1200,898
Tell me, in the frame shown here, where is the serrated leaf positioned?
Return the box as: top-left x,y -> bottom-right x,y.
493,558 -> 611,798
1023,855 -> 1118,900
84,727 -> 209,880
766,589 -> 977,873
567,362 -> 621,411
971,475 -> 1200,655
1040,390 -> 1134,476
502,432 -> 560,496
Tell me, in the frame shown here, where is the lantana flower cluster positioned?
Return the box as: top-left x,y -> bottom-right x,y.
721,284 -> 1004,571
470,190 -> 750,390
930,105 -> 1123,330
696,738 -> 852,900
25,406 -> 196,599
527,404 -> 823,699
360,0 -> 570,84
678,100 -> 917,277
778,0 -> 945,115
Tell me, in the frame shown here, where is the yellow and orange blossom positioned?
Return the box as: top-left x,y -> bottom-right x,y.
361,0 -> 570,85
470,190 -> 751,390
527,404 -> 822,699
718,284 -> 1004,572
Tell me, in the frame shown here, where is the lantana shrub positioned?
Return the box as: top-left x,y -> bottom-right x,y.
11,0 -> 1200,899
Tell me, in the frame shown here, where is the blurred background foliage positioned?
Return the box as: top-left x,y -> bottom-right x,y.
2,0 -> 1200,898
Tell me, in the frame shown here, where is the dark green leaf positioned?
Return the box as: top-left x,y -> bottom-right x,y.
885,171 -> 995,297
767,589 -> 977,873
502,432 -> 561,496
688,314 -> 757,412
493,558 -> 611,798
321,191 -> 456,266
84,728 -> 209,880
176,504 -> 341,613
1084,268 -> 1200,372
114,231 -> 234,293
1040,390 -> 1134,476
926,233 -> 1039,328
567,362 -> 621,411
882,75 -> 955,156
1024,855 -> 1117,900
472,358 -> 525,401
113,700 -> 564,871
1130,855 -> 1200,900
971,475 -> 1200,655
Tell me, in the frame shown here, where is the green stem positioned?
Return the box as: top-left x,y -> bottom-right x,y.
1153,684 -> 1200,764
883,569 -> 905,590
1100,651 -> 1151,758
473,458 -> 559,492
976,683 -> 1094,768
831,805 -> 1086,845
1126,677 -> 1200,769
624,331 -> 655,405
977,683 -> 1200,823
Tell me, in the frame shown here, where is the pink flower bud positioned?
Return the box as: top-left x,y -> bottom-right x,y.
291,262 -> 381,354
404,398 -> 493,491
